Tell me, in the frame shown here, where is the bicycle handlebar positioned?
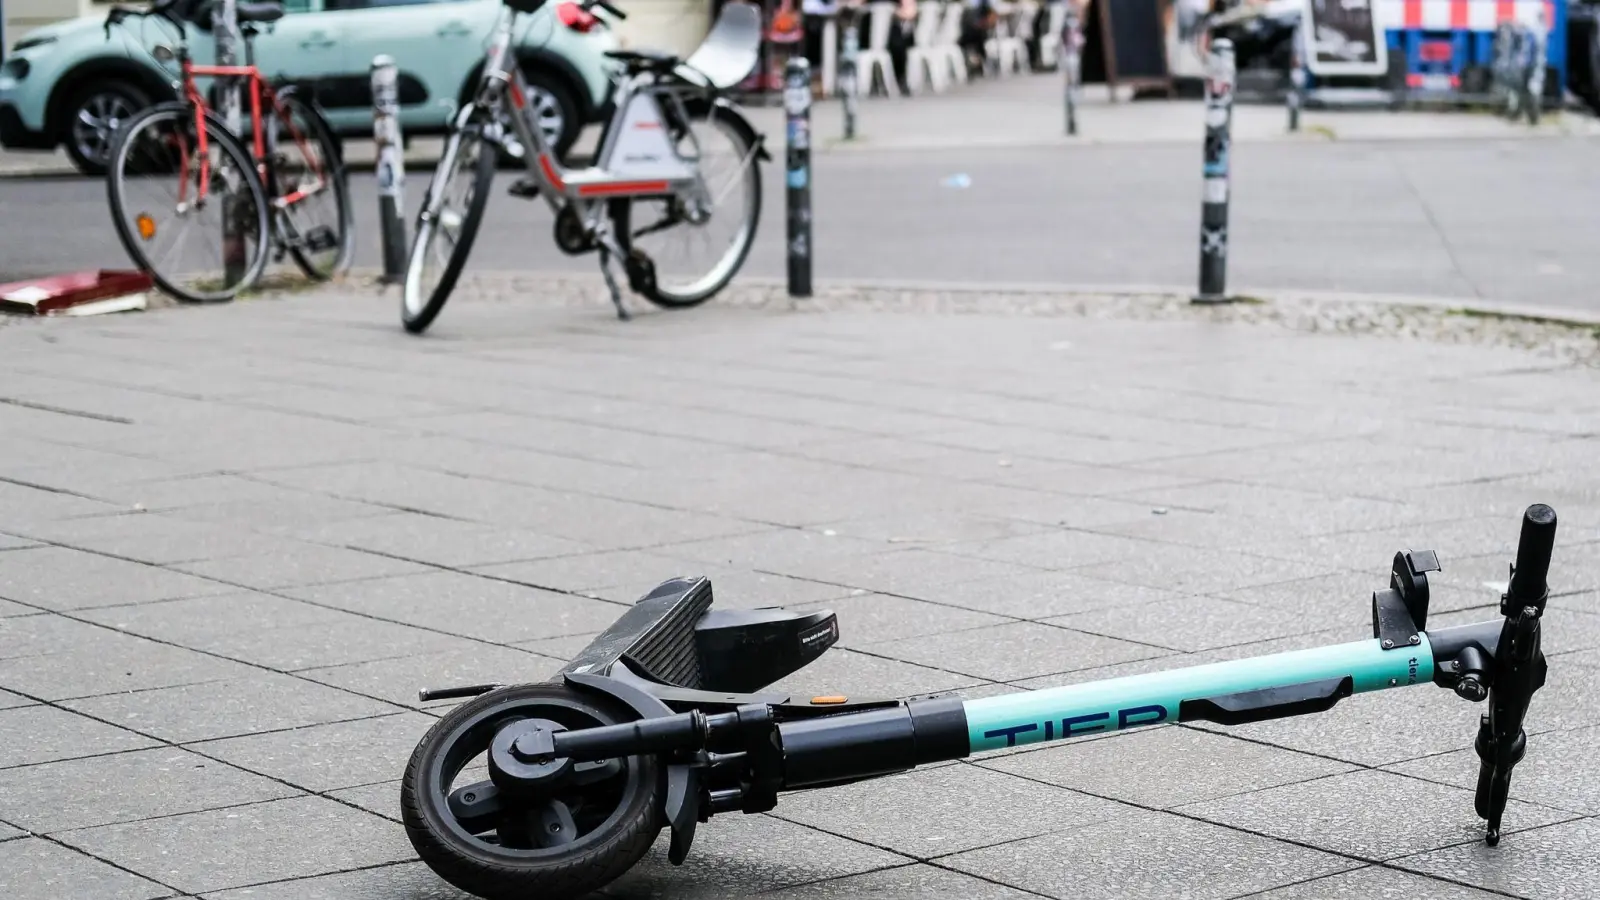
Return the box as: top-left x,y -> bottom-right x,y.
1506,503 -> 1556,611
104,0 -> 187,40
584,0 -> 628,20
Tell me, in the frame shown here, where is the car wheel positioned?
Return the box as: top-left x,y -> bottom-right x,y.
60,81 -> 152,177
496,69 -> 581,168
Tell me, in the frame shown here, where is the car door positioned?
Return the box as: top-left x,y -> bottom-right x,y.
310,0 -> 500,133
232,0 -> 350,105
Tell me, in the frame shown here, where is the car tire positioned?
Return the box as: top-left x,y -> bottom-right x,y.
495,68 -> 582,169
60,80 -> 152,177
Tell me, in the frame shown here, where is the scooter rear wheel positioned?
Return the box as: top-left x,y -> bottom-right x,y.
401,682 -> 665,900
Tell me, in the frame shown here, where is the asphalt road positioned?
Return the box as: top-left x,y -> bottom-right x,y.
4,137 -> 1599,311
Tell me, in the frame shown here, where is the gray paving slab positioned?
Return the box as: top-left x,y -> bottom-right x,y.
0,689 -> 34,711
979,724 -> 1357,809
915,569 -> 1195,620
61,674 -> 397,744
793,593 -> 1010,647
0,533 -> 41,551
191,712 -> 437,793
1249,865 -> 1509,899
284,511 -> 597,569
765,864 -> 1039,899
170,544 -> 435,591
283,571 -> 629,644
776,762 -> 1131,858
0,545 -> 232,610
55,795 -> 414,895
0,822 -> 21,841
1386,724 -> 1600,816
765,647 -> 986,700
868,621 -> 1166,683
0,632 -> 258,701
324,781 -> 402,822
468,548 -> 735,599
1042,595 -> 1329,653
939,807 -> 1359,899
0,838 -> 174,900
77,592 -> 355,650
765,547 -> 1055,600
0,597 -> 37,617
294,644 -> 564,710
203,861 -> 476,899
1396,817 -> 1600,900
0,705 -> 159,769
0,747 -> 300,833
1176,769 -> 1576,862
9,514 -> 311,566
597,814 -> 909,898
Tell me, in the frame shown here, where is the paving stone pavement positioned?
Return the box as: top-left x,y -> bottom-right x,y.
1,280 -> 1599,900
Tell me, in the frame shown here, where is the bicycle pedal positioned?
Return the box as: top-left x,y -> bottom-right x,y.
624,249 -> 657,296
303,226 -> 339,253
508,178 -> 540,199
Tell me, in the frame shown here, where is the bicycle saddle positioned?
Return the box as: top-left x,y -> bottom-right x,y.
604,49 -> 682,72
236,1 -> 284,22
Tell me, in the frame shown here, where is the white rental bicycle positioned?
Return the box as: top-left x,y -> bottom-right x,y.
400,0 -> 770,333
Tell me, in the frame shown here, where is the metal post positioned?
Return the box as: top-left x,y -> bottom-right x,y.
1194,38 -> 1235,304
372,55 -> 407,284
1287,16 -> 1304,132
839,9 -> 860,140
784,56 -> 813,299
215,0 -> 248,288
1062,0 -> 1082,135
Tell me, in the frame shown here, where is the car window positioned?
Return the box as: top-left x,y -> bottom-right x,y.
280,0 -> 326,12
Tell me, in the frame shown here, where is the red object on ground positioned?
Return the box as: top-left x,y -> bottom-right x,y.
0,270 -> 153,316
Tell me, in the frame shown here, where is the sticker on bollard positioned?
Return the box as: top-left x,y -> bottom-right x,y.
785,57 -> 813,299
372,55 -> 407,285
1194,38 -> 1235,305
1062,2 -> 1083,136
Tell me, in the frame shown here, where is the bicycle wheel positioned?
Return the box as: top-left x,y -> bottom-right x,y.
610,103 -> 762,309
267,95 -> 354,281
106,101 -> 271,303
401,110 -> 499,334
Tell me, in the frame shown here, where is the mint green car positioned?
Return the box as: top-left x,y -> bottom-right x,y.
0,0 -> 622,175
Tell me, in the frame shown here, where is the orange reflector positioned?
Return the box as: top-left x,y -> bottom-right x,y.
810,695 -> 848,705
135,214 -> 157,241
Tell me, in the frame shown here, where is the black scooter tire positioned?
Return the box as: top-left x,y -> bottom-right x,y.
401,683 -> 664,900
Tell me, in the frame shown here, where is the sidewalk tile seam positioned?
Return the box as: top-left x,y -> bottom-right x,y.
3,605 -> 427,716
28,830 -> 189,897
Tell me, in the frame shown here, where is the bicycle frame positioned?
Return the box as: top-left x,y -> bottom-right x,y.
465,5 -> 711,217
178,56 -> 327,209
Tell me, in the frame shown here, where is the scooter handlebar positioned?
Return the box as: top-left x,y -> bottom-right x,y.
1507,503 -> 1557,611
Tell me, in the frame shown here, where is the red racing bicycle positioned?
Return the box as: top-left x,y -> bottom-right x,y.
102,0 -> 352,303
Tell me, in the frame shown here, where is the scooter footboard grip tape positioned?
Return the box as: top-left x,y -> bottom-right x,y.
1510,504 -> 1557,605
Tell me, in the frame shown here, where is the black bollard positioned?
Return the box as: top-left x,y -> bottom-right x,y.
784,56 -> 813,299
1194,38 -> 1235,305
839,9 -> 860,140
1286,17 -> 1304,132
372,55 -> 408,284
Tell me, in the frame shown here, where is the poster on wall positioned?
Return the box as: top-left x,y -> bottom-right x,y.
1303,0 -> 1388,76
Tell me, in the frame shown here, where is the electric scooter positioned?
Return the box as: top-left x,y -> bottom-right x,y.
400,504 -> 1563,900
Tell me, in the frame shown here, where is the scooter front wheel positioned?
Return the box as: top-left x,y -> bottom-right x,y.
401,682 -> 665,900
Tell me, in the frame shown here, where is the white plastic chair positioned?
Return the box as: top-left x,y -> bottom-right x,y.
931,1 -> 969,86
985,1 -> 1027,75
905,0 -> 950,92
1036,0 -> 1065,69
854,2 -> 897,95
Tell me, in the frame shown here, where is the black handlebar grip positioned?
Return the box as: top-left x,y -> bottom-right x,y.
593,0 -> 627,19
1507,503 -> 1557,609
